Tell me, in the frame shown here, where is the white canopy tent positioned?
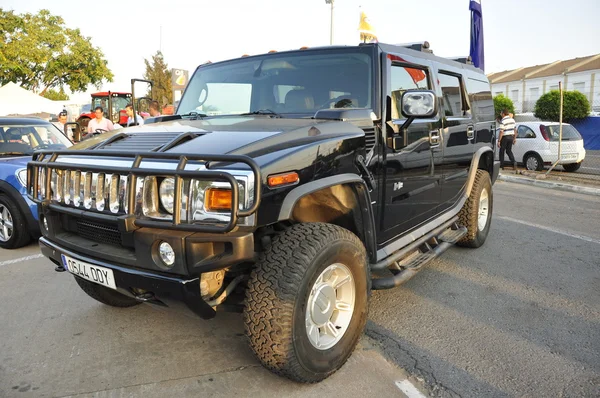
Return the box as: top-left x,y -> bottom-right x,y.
0,82 -> 64,116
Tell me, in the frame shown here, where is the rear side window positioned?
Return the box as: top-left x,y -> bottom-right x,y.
438,72 -> 469,117
544,125 -> 582,141
517,125 -> 536,138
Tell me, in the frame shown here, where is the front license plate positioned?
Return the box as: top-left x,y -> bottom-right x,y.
62,255 -> 117,290
561,154 -> 577,160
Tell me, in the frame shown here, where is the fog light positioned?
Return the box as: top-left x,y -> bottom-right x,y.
41,216 -> 48,231
158,242 -> 175,267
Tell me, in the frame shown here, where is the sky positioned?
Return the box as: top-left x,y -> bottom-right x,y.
3,0 -> 600,105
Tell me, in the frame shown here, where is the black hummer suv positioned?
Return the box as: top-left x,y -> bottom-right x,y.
28,42 -> 499,383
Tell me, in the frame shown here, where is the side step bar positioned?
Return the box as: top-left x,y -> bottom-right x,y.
371,218 -> 467,290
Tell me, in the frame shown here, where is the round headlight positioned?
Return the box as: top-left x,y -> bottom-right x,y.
158,241 -> 175,267
159,178 -> 175,213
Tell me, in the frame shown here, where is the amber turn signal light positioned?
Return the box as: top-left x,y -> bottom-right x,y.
267,172 -> 299,187
206,188 -> 232,211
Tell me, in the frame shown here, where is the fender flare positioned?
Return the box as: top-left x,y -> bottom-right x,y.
278,173 -> 377,262
466,147 -> 498,196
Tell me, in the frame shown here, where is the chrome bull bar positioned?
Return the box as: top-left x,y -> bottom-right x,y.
27,150 -> 262,233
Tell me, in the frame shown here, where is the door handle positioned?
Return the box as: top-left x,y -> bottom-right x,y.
467,125 -> 475,140
429,130 -> 441,148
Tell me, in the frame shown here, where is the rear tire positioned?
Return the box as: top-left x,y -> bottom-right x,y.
74,276 -> 141,308
457,170 -> 493,248
244,223 -> 369,383
563,162 -> 581,172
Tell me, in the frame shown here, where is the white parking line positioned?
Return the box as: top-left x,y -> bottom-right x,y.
395,380 -> 427,398
0,254 -> 43,267
497,216 -> 600,245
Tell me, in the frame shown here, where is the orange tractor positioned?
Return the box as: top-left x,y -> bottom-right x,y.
76,79 -> 156,130
76,91 -> 132,130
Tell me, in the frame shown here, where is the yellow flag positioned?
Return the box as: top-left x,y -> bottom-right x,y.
358,11 -> 377,43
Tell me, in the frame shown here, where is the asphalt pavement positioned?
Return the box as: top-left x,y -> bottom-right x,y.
0,248 -> 420,397
367,181 -> 600,397
1,181 -> 599,397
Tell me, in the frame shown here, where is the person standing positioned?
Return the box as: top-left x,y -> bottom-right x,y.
149,100 -> 162,117
125,103 -> 145,127
87,106 -> 115,134
498,109 -> 517,170
56,111 -> 73,141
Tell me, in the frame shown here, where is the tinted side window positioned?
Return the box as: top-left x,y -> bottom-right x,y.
517,125 -> 536,138
390,64 -> 430,119
438,72 -> 465,117
467,77 -> 494,121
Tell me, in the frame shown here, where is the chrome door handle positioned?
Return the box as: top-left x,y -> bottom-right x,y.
467,125 -> 475,140
429,130 -> 441,148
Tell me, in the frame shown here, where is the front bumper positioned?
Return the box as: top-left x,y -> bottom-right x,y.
40,237 -> 218,319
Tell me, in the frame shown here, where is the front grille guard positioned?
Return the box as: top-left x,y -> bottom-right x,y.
27,150 -> 262,233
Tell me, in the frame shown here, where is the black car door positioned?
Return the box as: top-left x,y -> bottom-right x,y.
378,52 -> 443,246
434,68 -> 475,208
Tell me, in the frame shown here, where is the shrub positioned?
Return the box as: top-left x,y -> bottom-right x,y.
493,94 -> 515,119
534,90 -> 590,122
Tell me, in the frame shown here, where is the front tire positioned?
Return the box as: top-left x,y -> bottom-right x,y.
0,194 -> 31,249
458,170 -> 493,248
524,153 -> 544,171
244,223 -> 369,383
74,277 -> 141,308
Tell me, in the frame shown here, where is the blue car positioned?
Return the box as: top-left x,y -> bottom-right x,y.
0,117 -> 72,249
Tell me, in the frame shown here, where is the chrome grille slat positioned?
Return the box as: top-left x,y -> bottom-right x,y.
83,172 -> 92,209
41,167 -> 128,215
96,173 -> 105,211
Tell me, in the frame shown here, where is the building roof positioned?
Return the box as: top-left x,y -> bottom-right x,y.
488,54 -> 600,84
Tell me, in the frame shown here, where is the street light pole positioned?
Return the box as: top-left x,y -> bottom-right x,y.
325,0 -> 334,45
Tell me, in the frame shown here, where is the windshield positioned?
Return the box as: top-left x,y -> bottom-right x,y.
0,123 -> 72,156
92,94 -> 131,123
178,48 -> 374,117
544,124 -> 582,141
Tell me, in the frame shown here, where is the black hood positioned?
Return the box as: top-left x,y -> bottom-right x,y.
92,116 -> 365,160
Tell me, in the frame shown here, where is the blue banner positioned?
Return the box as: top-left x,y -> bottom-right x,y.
469,0 -> 484,71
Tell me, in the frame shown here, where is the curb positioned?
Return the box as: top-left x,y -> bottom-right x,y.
497,174 -> 600,197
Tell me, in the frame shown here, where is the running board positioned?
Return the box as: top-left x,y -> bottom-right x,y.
371,224 -> 467,290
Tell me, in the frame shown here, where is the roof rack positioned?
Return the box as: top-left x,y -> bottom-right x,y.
446,56 -> 473,65
394,41 -> 433,53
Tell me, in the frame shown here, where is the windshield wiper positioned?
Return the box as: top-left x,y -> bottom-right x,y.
180,111 -> 207,120
240,109 -> 282,118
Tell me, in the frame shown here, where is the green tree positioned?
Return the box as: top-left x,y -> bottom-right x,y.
493,94 -> 515,119
0,9 -> 113,94
42,88 -> 69,101
534,90 -> 590,122
143,51 -> 173,106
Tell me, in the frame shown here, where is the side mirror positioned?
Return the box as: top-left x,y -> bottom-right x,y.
66,122 -> 82,142
400,90 -> 437,118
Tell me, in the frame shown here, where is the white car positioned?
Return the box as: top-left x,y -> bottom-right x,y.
506,121 -> 586,172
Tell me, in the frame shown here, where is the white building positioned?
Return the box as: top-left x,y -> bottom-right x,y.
488,54 -> 600,113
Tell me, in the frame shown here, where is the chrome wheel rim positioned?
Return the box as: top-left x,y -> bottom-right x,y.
0,204 -> 14,242
478,188 -> 489,231
305,263 -> 355,350
526,156 -> 539,171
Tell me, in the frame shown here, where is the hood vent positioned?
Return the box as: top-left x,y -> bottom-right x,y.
96,132 -> 202,152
